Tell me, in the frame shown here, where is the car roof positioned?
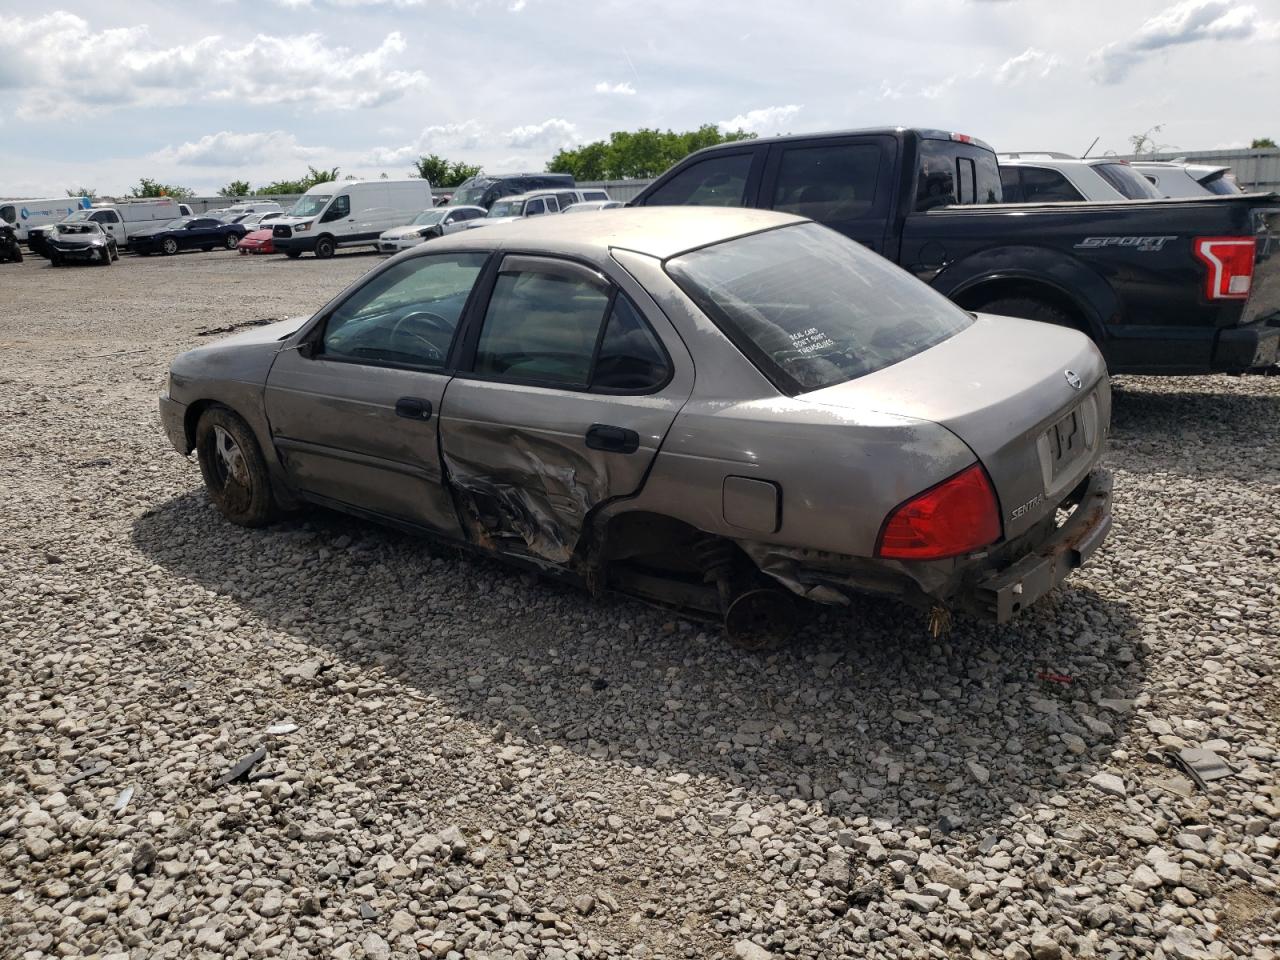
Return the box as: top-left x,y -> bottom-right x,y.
420,206 -> 804,260
685,126 -> 996,155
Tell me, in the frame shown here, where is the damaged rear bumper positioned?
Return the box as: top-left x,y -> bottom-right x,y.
963,468 -> 1112,622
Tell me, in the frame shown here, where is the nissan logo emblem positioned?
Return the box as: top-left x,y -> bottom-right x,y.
1064,369 -> 1083,390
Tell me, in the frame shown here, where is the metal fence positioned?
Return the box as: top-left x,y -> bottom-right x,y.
1113,148 -> 1280,194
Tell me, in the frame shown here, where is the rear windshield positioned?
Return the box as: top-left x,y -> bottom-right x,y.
915,139 -> 1002,210
1200,171 -> 1243,195
666,222 -> 974,394
1091,163 -> 1161,199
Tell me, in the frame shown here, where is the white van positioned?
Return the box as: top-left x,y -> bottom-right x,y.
225,201 -> 283,218
272,180 -> 434,259
0,197 -> 91,242
25,197 -> 193,249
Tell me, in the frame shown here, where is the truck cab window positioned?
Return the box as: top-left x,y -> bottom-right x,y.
915,139 -> 1002,211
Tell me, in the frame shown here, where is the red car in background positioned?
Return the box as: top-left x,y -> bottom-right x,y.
237,228 -> 275,255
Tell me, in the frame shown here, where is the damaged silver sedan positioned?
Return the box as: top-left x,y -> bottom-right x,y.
160,208 -> 1112,645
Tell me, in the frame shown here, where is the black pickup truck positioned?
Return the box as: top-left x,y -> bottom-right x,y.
631,127 -> 1280,374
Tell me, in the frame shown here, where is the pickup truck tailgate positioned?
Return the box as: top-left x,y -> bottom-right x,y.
1244,205 -> 1280,325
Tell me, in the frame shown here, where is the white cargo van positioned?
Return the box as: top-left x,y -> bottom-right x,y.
0,197 -> 91,242
26,197 -> 193,249
272,180 -> 434,258
225,201 -> 283,218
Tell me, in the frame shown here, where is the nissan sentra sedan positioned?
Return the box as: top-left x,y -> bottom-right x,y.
159,208 -> 1112,646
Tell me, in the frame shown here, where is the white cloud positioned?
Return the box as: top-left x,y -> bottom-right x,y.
363,120 -> 488,166
152,130 -> 326,166
1090,0 -> 1276,83
994,47 -> 1061,85
594,81 -> 636,95
718,104 -> 801,134
503,118 -> 580,149
0,12 -> 427,118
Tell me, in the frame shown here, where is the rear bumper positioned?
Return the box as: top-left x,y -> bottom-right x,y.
159,394 -> 190,454
964,468 -> 1112,622
1212,322 -> 1280,372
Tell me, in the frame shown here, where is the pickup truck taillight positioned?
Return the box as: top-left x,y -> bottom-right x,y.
1193,237 -> 1255,300
876,464 -> 1001,561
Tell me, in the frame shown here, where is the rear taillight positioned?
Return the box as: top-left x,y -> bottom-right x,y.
876,464 -> 1002,561
1193,237 -> 1255,300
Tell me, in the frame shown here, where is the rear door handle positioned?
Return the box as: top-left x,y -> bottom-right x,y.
585,423 -> 639,453
395,397 -> 432,421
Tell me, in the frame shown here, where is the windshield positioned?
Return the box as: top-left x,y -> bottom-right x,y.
1092,163 -> 1161,200
450,185 -> 491,206
165,217 -> 192,228
57,222 -> 99,235
667,222 -> 973,394
290,194 -> 331,218
412,210 -> 446,226
488,200 -> 524,217
63,210 -> 93,222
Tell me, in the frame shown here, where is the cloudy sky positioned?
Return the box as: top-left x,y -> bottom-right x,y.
1,0 -> 1277,197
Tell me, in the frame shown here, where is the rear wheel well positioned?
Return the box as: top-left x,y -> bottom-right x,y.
953,279 -> 1093,338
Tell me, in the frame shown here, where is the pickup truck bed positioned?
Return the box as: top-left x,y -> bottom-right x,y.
631,127 -> 1280,375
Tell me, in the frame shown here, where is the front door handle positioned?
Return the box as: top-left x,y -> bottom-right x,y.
395,397 -> 432,421
585,423 -> 639,453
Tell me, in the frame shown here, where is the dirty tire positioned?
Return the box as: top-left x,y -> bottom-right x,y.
285,250 -> 302,259
314,236 -> 336,259
195,407 -> 277,528
725,588 -> 796,652
976,297 -> 1082,333
161,237 -> 178,256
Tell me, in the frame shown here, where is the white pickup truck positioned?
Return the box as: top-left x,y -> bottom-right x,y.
26,198 -> 193,250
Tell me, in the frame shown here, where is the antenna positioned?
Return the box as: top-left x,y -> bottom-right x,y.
1082,136 -> 1099,159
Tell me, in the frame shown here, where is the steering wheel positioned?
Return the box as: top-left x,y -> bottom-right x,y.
388,311 -> 451,362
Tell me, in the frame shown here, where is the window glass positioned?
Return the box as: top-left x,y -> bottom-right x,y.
526,198 -> 547,216
771,143 -> 882,221
322,195 -> 351,222
915,139 -> 1001,211
1091,163 -> 1161,199
323,253 -> 486,368
644,153 -> 753,207
583,190 -> 608,201
1018,167 -> 1084,202
956,157 -> 977,204
474,266 -> 611,385
999,167 -> 1023,202
0,205 -> 16,223
188,219 -> 215,229
667,222 -> 973,395
1200,171 -> 1243,195
593,296 -> 670,391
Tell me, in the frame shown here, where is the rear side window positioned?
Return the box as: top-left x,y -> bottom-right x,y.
667,222 -> 972,394
643,153 -> 753,207
593,296 -> 670,391
915,139 -> 1002,211
583,190 -> 609,201
999,167 -> 1023,202
771,143 -> 882,221
1091,163 -> 1161,200
1018,167 -> 1085,202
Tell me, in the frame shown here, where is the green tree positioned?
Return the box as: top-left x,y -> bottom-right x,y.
1127,125 -> 1174,157
1251,137 -> 1277,149
255,166 -> 341,195
218,179 -> 252,198
64,186 -> 96,198
412,154 -> 484,188
547,125 -> 755,180
129,177 -> 194,200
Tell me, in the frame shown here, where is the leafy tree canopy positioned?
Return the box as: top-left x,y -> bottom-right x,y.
218,179 -> 252,198
547,125 -> 756,180
413,154 -> 483,189
129,177 -> 194,200
1251,137 -> 1277,149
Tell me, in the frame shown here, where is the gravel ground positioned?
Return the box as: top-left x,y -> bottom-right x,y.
1,250 -> 1278,960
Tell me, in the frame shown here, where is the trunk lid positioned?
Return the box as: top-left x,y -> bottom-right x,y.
798,314 -> 1110,540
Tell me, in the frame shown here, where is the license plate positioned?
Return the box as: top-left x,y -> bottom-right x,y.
1048,407 -> 1084,474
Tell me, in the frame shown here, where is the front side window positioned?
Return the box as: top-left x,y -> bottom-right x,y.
489,199 -> 524,218
187,219 -> 216,229
322,253 -> 487,368
772,143 -> 883,221
667,222 -> 973,394
525,198 -> 547,216
1018,167 -> 1084,202
322,195 -> 351,222
643,153 -> 753,207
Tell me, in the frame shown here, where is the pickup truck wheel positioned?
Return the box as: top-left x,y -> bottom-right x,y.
195,407 -> 277,528
224,234 -> 239,250
975,297 -> 1082,334
314,236 -> 336,259
161,237 -> 178,256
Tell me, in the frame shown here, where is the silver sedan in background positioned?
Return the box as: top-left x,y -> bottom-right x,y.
376,205 -> 487,253
159,208 -> 1112,646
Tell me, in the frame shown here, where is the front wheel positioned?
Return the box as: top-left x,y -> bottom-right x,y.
224,233 -> 239,250
314,236 -> 336,259
161,237 -> 178,256
195,407 -> 277,527
99,248 -> 111,266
